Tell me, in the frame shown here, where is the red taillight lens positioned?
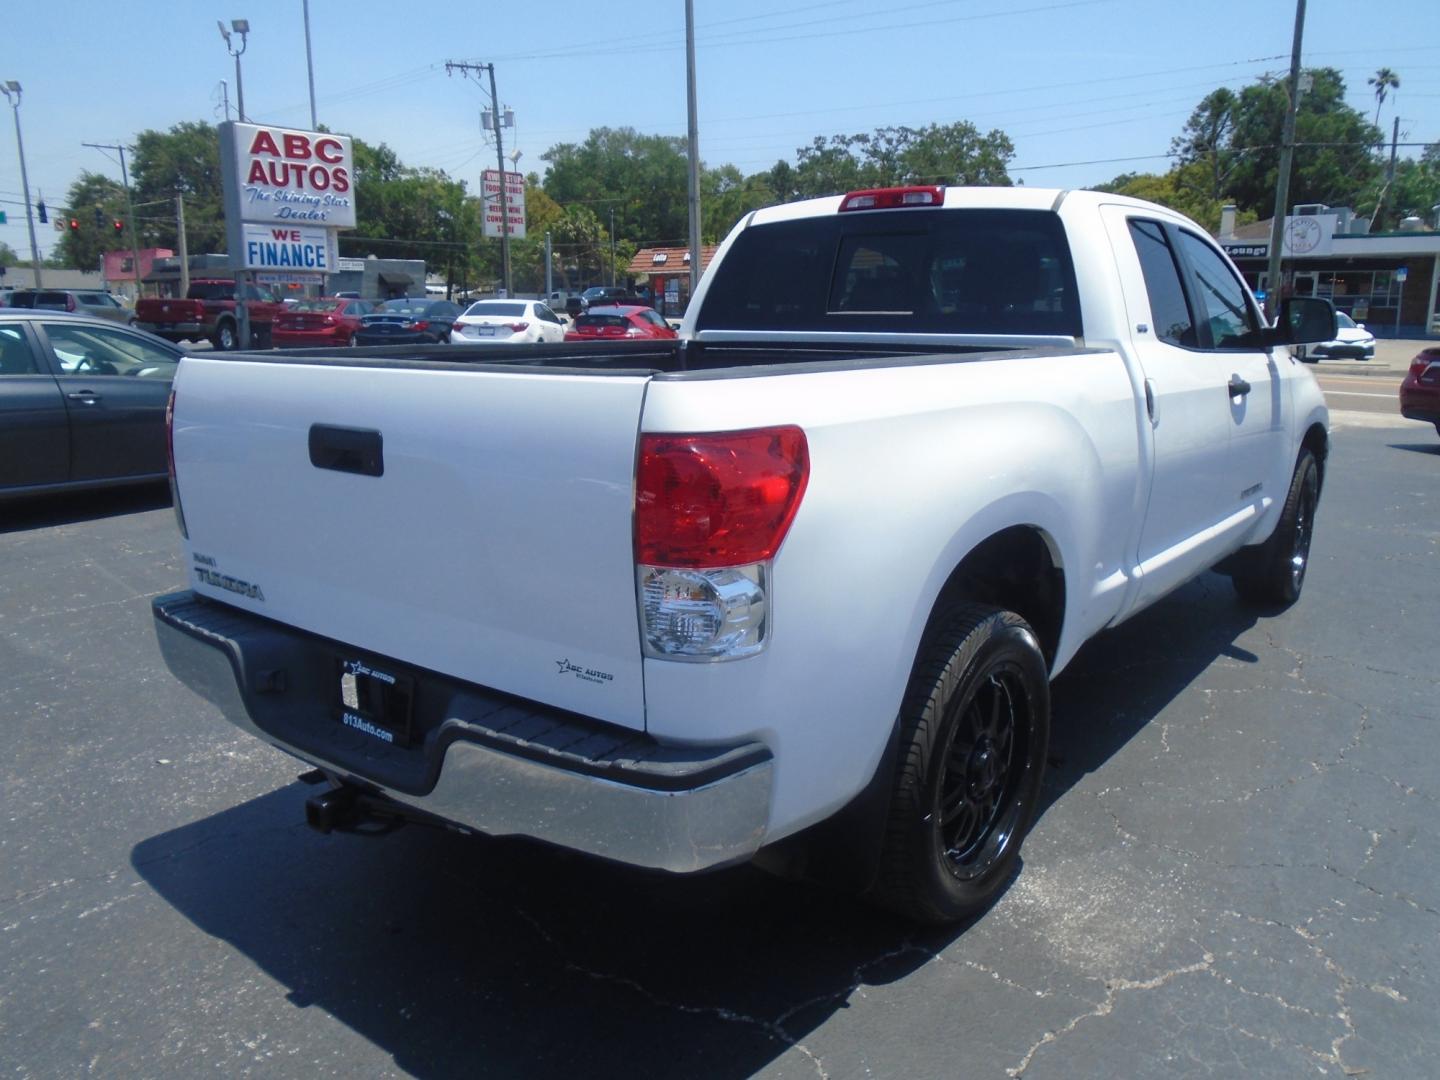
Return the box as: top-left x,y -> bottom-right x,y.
506,321 -> 530,332
838,186 -> 944,212
411,320 -> 430,331
1410,352 -> 1439,379
453,321 -> 466,332
636,426 -> 809,568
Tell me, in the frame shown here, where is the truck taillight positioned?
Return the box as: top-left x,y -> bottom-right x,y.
635,426 -> 808,660
166,388 -> 188,539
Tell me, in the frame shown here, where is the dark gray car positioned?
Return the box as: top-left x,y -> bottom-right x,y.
0,311 -> 183,499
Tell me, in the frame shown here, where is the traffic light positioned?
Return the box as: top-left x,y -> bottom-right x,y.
68,218 -> 80,234
93,207 -> 105,229
37,199 -> 47,224
113,220 -> 124,235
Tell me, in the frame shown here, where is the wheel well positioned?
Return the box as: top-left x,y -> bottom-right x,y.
932,526 -> 1065,668
1302,422 -> 1328,492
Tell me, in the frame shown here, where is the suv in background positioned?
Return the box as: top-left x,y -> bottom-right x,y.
6,289 -> 134,325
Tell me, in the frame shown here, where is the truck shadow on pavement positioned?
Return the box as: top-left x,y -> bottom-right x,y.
131,573 -> 1262,1079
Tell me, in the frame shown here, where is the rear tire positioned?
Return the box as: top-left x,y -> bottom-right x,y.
212,321 -> 237,351
1229,449 -> 1320,606
868,605 -> 1050,924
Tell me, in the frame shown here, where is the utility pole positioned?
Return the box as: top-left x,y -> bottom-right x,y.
176,194 -> 190,298
609,207 -> 616,287
83,141 -> 145,302
302,0 -> 318,130
684,0 -> 702,303
2,81 -> 43,288
1264,0 -> 1306,319
445,61 -> 513,297
545,231 -> 553,298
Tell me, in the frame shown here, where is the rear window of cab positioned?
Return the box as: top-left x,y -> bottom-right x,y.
696,208 -> 1080,337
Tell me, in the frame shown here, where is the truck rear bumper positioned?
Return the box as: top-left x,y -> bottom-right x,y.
152,591 -> 773,872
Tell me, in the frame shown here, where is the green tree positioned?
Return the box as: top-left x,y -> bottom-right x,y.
1172,68 -> 1380,217
1355,144 -> 1440,230
542,128 -> 691,247
1090,162 -> 1258,233
54,171 -> 127,270
793,122 -> 1013,198
130,121 -> 227,254
0,240 -> 18,267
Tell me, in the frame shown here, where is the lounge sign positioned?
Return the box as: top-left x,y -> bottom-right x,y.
221,121 -> 356,229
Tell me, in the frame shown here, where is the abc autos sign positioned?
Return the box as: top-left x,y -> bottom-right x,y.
220,121 -> 356,230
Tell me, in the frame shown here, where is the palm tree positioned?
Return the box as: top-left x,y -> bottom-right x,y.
1368,68 -> 1400,128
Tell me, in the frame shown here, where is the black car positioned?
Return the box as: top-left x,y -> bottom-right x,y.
0,311 -> 184,499
353,298 -> 462,346
580,286 -> 647,309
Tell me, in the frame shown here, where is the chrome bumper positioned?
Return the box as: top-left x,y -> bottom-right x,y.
153,592 -> 773,873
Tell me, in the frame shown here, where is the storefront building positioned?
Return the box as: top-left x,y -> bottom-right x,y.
626,245 -> 718,318
1219,205 -> 1440,338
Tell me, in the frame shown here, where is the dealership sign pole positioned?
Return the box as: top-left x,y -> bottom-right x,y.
219,121 -> 355,347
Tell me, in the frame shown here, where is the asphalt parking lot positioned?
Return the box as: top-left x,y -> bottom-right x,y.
2,406 -> 1437,1078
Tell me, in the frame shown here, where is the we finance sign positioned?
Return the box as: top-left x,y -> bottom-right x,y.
221,122 -> 356,229
240,224 -> 336,272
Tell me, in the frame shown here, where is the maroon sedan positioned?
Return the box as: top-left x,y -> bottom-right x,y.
272,297 -> 372,348
564,305 -> 677,342
1400,347 -> 1440,437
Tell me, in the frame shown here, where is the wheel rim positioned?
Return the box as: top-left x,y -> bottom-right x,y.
1289,472 -> 1318,592
219,327 -> 235,349
934,666 -> 1033,880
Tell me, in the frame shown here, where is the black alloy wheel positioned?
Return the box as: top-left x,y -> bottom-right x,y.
870,604 -> 1050,924
1230,449 -> 1320,606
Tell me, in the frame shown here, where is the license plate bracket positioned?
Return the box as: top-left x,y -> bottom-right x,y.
334,656 -> 415,747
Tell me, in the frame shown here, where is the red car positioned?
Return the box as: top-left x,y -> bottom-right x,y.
1400,347 -> 1440,437
271,297 -> 372,348
564,305 -> 677,342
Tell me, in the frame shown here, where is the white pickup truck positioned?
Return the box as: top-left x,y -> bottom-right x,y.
153,186 -> 1335,923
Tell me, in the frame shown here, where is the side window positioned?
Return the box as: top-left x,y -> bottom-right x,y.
43,323 -> 179,378
1175,231 -> 1259,348
0,325 -> 41,375
1127,219 -> 1196,348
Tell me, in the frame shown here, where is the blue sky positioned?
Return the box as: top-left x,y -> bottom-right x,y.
2,0 -> 1437,260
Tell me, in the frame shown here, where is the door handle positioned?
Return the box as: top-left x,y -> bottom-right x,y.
1227,376 -> 1252,398
66,391 -> 102,403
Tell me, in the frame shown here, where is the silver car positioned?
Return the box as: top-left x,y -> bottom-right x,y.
5,289 -> 135,325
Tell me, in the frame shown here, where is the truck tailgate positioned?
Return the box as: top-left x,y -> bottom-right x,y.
171,356 -> 650,729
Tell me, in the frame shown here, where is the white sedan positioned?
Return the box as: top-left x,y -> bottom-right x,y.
1304,311 -> 1376,360
450,300 -> 567,344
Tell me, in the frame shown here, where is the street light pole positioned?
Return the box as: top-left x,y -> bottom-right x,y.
2,81 -> 44,288
684,0 -> 702,303
219,19 -> 253,346
218,19 -> 250,123
302,0 -> 318,130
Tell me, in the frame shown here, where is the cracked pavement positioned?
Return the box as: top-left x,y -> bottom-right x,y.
2,423 -> 1437,1078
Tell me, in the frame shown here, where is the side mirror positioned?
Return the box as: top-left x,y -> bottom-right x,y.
1277,296 -> 1337,345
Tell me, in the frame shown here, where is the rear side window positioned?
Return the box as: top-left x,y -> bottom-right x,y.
466,302 -> 526,317
696,209 -> 1081,336
0,325 -> 40,374
576,315 -> 628,329
1128,220 -> 1196,348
